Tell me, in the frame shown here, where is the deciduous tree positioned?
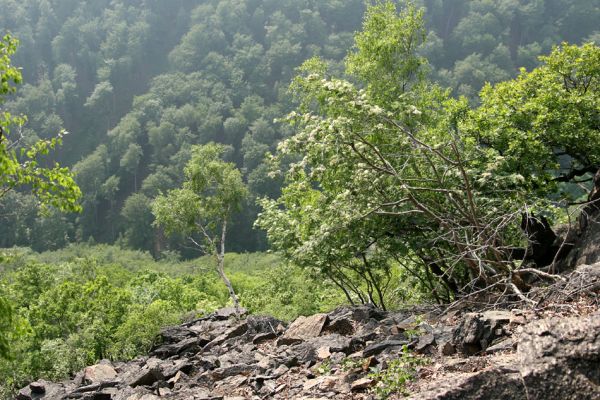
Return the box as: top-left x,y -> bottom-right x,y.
0,35 -> 81,359
153,143 -> 248,314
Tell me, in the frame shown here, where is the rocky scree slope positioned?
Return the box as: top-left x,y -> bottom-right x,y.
15,263 -> 600,400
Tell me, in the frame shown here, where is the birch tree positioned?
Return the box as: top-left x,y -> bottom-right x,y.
152,143 -> 248,314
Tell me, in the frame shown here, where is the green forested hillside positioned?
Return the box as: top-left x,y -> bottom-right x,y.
1,0 -> 597,255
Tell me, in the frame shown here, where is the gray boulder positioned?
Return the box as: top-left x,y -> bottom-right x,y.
452,311 -> 512,355
518,314 -> 600,399
412,313 -> 600,400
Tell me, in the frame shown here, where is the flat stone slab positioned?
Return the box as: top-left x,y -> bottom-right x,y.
278,314 -> 328,345
83,364 -> 118,385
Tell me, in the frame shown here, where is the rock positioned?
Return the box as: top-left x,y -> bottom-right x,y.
485,338 -> 514,353
246,315 -> 284,335
84,364 -> 118,385
452,311 -> 511,355
362,340 -> 409,357
518,314 -> 600,399
272,364 -> 289,377
396,315 -> 420,330
414,313 -> 600,400
411,367 -> 525,399
224,321 -> 249,339
217,353 -> 238,368
195,354 -> 219,371
253,331 -> 277,344
303,377 -> 323,391
347,305 -> 387,322
330,351 -> 346,365
351,377 -> 375,391
307,334 -> 352,354
567,215 -> 600,267
213,375 -> 248,395
151,336 -> 204,358
169,387 -> 213,399
167,370 -> 186,385
254,363 -> 290,383
16,387 -> 33,400
160,358 -> 192,378
419,322 -> 434,333
203,322 -> 249,351
303,375 -> 342,392
254,352 -> 272,369
353,320 -> 380,343
432,325 -> 455,347
82,392 -> 113,400
28,381 -> 46,395
361,356 -> 378,371
276,336 -> 303,346
289,342 -> 318,365
69,380 -> 119,396
415,332 -> 436,353
317,346 -> 331,359
323,317 -> 354,335
127,365 -> 164,387
278,314 -> 328,345
17,380 -> 58,399
158,326 -> 194,344
126,393 -> 161,400
210,363 -> 255,380
24,304 -> 600,400
213,307 -> 247,320
438,341 -> 456,356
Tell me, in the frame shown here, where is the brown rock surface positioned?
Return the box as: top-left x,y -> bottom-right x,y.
84,364 -> 118,385
278,313 -> 328,345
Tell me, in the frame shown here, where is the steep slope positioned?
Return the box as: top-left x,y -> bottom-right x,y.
16,261 -> 600,399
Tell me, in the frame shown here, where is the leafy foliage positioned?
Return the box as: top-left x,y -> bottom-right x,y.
0,296 -> 11,359
259,1 -> 600,303
465,42 -> 600,197
153,143 -> 248,311
0,35 -> 81,212
1,0 -> 597,253
368,346 -> 429,398
257,1 -> 464,305
0,246 -> 342,396
0,34 -> 81,363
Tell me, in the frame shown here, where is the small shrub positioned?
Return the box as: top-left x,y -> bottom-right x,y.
108,300 -> 181,360
340,356 -> 364,371
315,359 -> 332,375
368,346 -> 429,398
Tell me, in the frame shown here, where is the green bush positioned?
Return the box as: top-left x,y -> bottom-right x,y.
109,300 -> 181,360
369,346 -> 429,398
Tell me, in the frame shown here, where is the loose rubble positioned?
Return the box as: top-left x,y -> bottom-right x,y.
16,265 -> 600,400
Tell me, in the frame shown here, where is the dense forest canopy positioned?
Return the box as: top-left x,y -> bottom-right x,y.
0,0 -> 598,256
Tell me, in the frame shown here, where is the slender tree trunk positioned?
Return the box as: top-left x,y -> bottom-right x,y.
327,273 -> 356,305
154,226 -> 165,259
216,218 -> 241,316
361,254 -> 387,311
